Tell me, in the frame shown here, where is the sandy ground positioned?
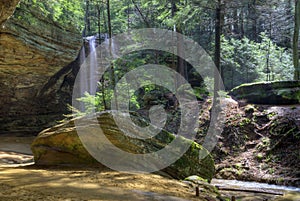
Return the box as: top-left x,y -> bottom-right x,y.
0,166 -> 199,201
0,135 -> 296,201
0,136 -> 34,167
0,136 -> 34,154
0,135 -> 207,201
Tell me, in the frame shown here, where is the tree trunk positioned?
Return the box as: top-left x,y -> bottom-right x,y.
102,4 -> 107,33
173,0 -> 186,79
248,0 -> 257,41
240,8 -> 245,38
131,0 -> 150,27
266,14 -> 272,81
127,0 -> 130,30
107,0 -> 112,39
85,0 -> 91,36
214,0 -> 222,104
171,0 -> 177,17
293,0 -> 300,80
176,29 -> 187,80
171,0 -> 187,81
106,0 -> 118,109
233,8 -> 239,34
97,2 -> 101,44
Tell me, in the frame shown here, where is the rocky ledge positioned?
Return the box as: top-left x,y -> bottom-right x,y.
229,81 -> 300,105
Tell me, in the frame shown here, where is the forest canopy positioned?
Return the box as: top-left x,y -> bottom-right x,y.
17,0 -> 300,90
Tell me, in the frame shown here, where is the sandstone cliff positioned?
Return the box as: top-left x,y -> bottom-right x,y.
0,1 -> 82,134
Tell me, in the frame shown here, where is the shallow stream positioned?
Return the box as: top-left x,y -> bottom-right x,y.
212,179 -> 300,200
212,179 -> 300,192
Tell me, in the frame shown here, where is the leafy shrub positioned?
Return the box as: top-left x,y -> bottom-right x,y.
221,33 -> 293,90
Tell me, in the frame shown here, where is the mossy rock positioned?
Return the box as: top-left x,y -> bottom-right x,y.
229,81 -> 300,105
31,111 -> 215,181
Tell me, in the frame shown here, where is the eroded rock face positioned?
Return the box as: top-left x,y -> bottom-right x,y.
0,0 -> 20,25
0,1 -> 82,134
31,111 -> 215,181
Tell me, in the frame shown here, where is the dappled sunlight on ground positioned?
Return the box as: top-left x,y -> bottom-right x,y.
0,135 -> 198,200
0,167 -> 197,201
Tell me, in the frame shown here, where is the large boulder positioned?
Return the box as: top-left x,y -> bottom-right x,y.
229,81 -> 300,105
31,111 -> 215,181
0,1 -> 82,134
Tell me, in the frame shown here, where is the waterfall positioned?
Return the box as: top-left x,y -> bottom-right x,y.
77,35 -> 98,112
87,35 -> 98,95
79,35 -> 98,96
76,34 -> 119,112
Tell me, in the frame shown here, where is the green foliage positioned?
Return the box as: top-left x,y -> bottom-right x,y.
18,0 -> 85,31
73,47 -> 212,116
77,91 -> 102,113
26,0 -> 294,117
221,33 -> 294,90
256,153 -> 264,161
239,118 -> 251,127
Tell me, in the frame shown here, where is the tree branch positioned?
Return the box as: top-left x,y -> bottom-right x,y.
131,0 -> 150,27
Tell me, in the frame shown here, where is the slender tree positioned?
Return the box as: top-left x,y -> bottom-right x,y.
248,0 -> 258,41
170,0 -> 187,80
293,0 -> 300,80
96,1 -> 101,44
214,0 -> 223,104
106,0 -> 118,108
107,0 -> 112,38
131,0 -> 150,27
84,0 -> 91,36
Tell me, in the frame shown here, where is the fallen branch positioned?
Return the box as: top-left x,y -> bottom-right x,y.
215,186 -> 284,196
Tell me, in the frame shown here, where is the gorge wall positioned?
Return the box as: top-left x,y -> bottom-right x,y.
0,1 -> 82,135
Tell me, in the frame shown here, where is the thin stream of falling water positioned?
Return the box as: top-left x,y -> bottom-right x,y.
88,35 -> 98,95
77,34 -> 119,112
78,35 -> 98,112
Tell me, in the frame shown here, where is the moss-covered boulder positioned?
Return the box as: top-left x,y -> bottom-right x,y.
229,81 -> 300,105
31,111 -> 215,181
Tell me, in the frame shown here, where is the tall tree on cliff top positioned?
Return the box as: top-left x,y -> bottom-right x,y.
293,0 -> 300,80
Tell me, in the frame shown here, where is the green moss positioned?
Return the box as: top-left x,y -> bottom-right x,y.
172,138 -> 215,181
267,112 -> 277,119
262,137 -> 269,144
256,153 -> 264,161
291,106 -> 297,110
184,175 -> 209,183
239,118 -> 251,127
32,111 -> 215,180
234,163 -> 242,169
268,167 -> 275,174
277,89 -> 300,101
229,81 -> 300,104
